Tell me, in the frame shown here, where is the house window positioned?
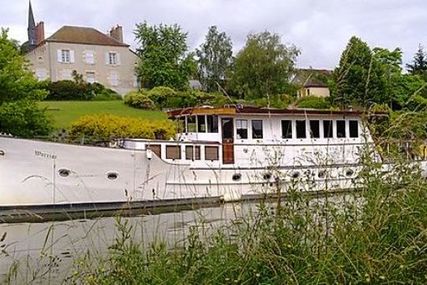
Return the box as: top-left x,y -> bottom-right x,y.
336,120 -> 346,138
349,120 -> 359,138
252,120 -> 263,139
108,52 -> 118,65
296,120 -> 306,138
35,68 -> 47,80
61,49 -> 70,63
207,115 -> 218,133
281,120 -> 292,139
323,120 -> 333,138
236,119 -> 248,139
86,72 -> 96,84
197,115 -> 206,133
109,71 -> 119,86
309,120 -> 320,138
85,51 -> 95,64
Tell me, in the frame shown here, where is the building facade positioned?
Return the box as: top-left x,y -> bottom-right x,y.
24,3 -> 139,95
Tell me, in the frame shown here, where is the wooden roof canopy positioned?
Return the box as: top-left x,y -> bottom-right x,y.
167,105 -> 388,118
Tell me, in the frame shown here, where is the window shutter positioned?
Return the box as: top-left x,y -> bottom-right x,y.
57,49 -> 62,62
105,52 -> 109,64
116,53 -> 121,65
70,50 -> 75,63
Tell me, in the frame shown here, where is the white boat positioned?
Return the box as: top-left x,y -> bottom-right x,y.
0,106 -> 425,221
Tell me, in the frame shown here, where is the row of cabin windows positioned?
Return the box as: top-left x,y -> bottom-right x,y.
282,119 -> 359,139
181,115 -> 218,133
148,144 -> 219,161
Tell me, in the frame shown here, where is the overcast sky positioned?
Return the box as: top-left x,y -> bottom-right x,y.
1,0 -> 426,69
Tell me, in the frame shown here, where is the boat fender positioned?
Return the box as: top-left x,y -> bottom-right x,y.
146,149 -> 153,160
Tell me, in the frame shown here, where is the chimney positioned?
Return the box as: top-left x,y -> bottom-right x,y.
109,25 -> 123,43
35,21 -> 45,45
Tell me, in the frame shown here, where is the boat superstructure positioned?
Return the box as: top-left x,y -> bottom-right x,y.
0,106 -> 424,220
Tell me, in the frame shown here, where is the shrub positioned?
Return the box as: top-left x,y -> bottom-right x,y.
68,114 -> 176,143
124,91 -> 155,109
295,96 -> 331,109
46,80 -> 121,101
0,100 -> 52,137
90,83 -> 122,101
147,86 -> 177,107
247,94 -> 295,108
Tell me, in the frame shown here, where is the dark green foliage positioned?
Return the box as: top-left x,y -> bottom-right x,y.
296,96 -> 331,109
0,28 -> 51,137
124,92 -> 156,109
135,22 -> 196,90
46,80 -> 120,101
229,31 -> 299,99
0,100 -> 51,137
196,26 -> 233,92
333,36 -> 388,107
247,94 -> 295,109
406,45 -> 427,76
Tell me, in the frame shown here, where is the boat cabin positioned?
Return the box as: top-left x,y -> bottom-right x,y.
124,106 -> 376,167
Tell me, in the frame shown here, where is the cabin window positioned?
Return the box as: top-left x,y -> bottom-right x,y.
236,119 -> 248,139
178,117 -> 186,133
197,115 -> 206,133
147,144 -> 161,157
323,120 -> 333,138
185,145 -> 201,160
205,146 -> 219,160
281,120 -> 292,139
166,145 -> 181,160
337,120 -> 346,138
187,116 -> 197,133
207,115 -> 218,133
296,120 -> 306,139
349,120 -> 359,138
252,120 -> 263,139
309,120 -> 320,138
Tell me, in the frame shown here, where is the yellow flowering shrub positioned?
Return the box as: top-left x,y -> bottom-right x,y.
69,114 -> 176,142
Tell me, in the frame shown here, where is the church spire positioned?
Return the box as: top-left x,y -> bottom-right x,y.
28,0 -> 36,46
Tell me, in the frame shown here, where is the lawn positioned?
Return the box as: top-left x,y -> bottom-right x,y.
39,101 -> 167,129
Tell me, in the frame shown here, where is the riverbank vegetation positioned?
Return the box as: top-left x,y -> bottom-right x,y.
63,158 -> 427,284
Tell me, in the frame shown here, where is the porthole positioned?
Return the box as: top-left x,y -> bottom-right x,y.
0,150 -> 4,156
107,172 -> 119,180
292,172 -> 300,179
318,170 -> 326,179
232,173 -> 242,181
345,169 -> 354,177
263,172 -> 272,180
58,169 -> 70,177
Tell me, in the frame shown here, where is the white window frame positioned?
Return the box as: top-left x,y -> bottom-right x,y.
86,71 -> 96,84
85,50 -> 95,64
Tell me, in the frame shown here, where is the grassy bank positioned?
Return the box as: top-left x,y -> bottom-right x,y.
66,161 -> 427,284
39,101 -> 166,129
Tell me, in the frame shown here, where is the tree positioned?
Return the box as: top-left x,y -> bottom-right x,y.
134,22 -> 196,90
0,28 -> 51,137
333,36 -> 387,107
229,31 -> 299,99
196,26 -> 233,92
406,45 -> 427,76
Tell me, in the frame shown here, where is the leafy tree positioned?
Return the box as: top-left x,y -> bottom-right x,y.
229,31 -> 299,99
134,22 -> 196,90
406,45 -> 427,76
196,26 -> 233,92
333,36 -> 387,107
0,28 -> 51,137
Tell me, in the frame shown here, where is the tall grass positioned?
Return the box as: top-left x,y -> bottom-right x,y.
66,159 -> 427,284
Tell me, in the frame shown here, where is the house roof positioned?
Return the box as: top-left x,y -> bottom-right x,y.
45,26 -> 129,47
292,68 -> 332,88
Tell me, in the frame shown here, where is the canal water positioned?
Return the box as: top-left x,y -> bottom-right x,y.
0,194 -> 358,284
0,203 -> 257,284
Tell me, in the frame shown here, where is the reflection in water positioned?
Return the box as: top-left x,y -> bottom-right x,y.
0,194 -> 358,283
